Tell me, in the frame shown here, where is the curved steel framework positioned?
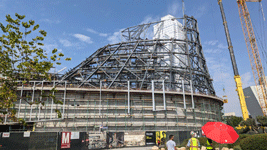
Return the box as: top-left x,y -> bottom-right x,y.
61,15 -> 215,95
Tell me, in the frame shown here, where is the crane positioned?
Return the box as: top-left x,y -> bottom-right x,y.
217,0 -> 249,120
237,0 -> 267,116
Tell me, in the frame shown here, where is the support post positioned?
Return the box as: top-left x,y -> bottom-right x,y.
152,80 -> 155,111
190,80 -> 194,109
182,80 -> 186,109
128,81 -> 130,114
18,84 -> 24,118
50,81 -> 55,119
99,81 -> 102,116
30,81 -> 36,121
163,80 -> 166,110
38,81 -> 44,121
4,108 -> 7,124
62,81 -> 67,119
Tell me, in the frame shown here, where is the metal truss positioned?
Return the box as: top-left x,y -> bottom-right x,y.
61,15 -> 215,95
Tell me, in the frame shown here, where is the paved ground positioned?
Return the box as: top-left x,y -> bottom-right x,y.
106,146 -> 154,150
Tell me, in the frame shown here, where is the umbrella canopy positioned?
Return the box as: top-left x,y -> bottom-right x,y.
202,122 -> 239,144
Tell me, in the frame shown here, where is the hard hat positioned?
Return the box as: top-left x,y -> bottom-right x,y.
190,131 -> 195,135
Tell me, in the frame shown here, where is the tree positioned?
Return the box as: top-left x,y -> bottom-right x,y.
240,118 -> 259,133
256,116 -> 267,133
226,116 -> 243,128
0,13 -> 71,123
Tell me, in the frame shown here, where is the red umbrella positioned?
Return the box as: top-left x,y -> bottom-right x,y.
202,122 -> 239,144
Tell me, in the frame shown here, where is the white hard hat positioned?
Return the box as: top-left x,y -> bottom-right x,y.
190,131 -> 195,135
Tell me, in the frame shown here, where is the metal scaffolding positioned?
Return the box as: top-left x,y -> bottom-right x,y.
5,15 -> 223,132
60,15 -> 215,95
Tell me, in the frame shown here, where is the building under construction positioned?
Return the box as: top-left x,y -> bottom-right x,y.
7,15 -> 223,132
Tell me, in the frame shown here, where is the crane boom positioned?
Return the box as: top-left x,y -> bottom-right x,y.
237,0 -> 267,116
217,0 -> 249,120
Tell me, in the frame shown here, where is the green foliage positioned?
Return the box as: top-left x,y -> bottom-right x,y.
240,118 -> 259,133
239,134 -> 267,150
237,126 -> 250,134
65,57 -> 71,61
233,145 -> 242,150
257,115 -> 267,126
180,138 -> 189,147
227,134 -> 250,148
55,109 -> 62,118
0,13 -> 71,122
226,116 -> 243,127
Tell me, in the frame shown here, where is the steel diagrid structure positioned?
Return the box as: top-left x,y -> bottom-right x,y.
61,15 -> 215,95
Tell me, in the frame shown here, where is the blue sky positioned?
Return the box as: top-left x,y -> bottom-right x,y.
0,0 -> 267,117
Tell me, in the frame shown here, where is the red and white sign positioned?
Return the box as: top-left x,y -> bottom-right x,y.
2,132 -> 10,138
61,132 -> 71,149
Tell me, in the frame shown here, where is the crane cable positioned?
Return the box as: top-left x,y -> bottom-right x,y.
252,2 -> 267,71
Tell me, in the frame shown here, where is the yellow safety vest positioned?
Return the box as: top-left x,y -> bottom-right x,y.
190,138 -> 198,150
207,140 -> 213,149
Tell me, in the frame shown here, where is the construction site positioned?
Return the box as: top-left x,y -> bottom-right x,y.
1,0 -> 267,149
4,14 -> 224,132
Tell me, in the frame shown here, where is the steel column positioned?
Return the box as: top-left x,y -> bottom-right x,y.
128,81 -> 130,114
29,81 -> 36,121
18,84 -> 24,118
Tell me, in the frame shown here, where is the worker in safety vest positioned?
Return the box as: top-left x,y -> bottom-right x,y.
186,131 -> 200,150
206,138 -> 214,150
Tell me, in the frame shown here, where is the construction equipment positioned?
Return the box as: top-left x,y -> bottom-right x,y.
237,0 -> 267,116
217,0 -> 249,120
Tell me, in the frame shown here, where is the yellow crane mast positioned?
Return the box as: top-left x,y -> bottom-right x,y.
217,0 -> 249,120
237,0 -> 267,116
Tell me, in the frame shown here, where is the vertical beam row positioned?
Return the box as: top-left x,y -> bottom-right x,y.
38,81 -> 44,121
163,80 -> 166,110
18,84 -> 24,118
128,81 -> 130,114
99,81 -> 102,116
62,81 -> 67,119
152,80 -> 155,111
30,81 -> 36,121
50,81 -> 55,119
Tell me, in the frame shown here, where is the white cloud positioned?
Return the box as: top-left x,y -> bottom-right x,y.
241,72 -> 254,88
87,28 -> 98,34
59,39 -> 73,47
217,43 -> 228,49
167,1 -> 181,17
73,34 -> 93,44
140,15 -> 159,24
205,48 -> 222,54
204,40 -> 218,46
42,43 -> 58,53
86,28 -> 108,37
203,40 -> 227,54
194,5 -> 207,18
107,31 -> 121,44
40,19 -> 61,24
99,33 -> 108,37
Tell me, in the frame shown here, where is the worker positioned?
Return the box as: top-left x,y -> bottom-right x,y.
206,138 -> 214,150
157,136 -> 161,146
186,131 -> 200,150
166,135 -> 176,150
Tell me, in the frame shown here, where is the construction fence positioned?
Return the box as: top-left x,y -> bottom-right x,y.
0,130 -> 201,150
